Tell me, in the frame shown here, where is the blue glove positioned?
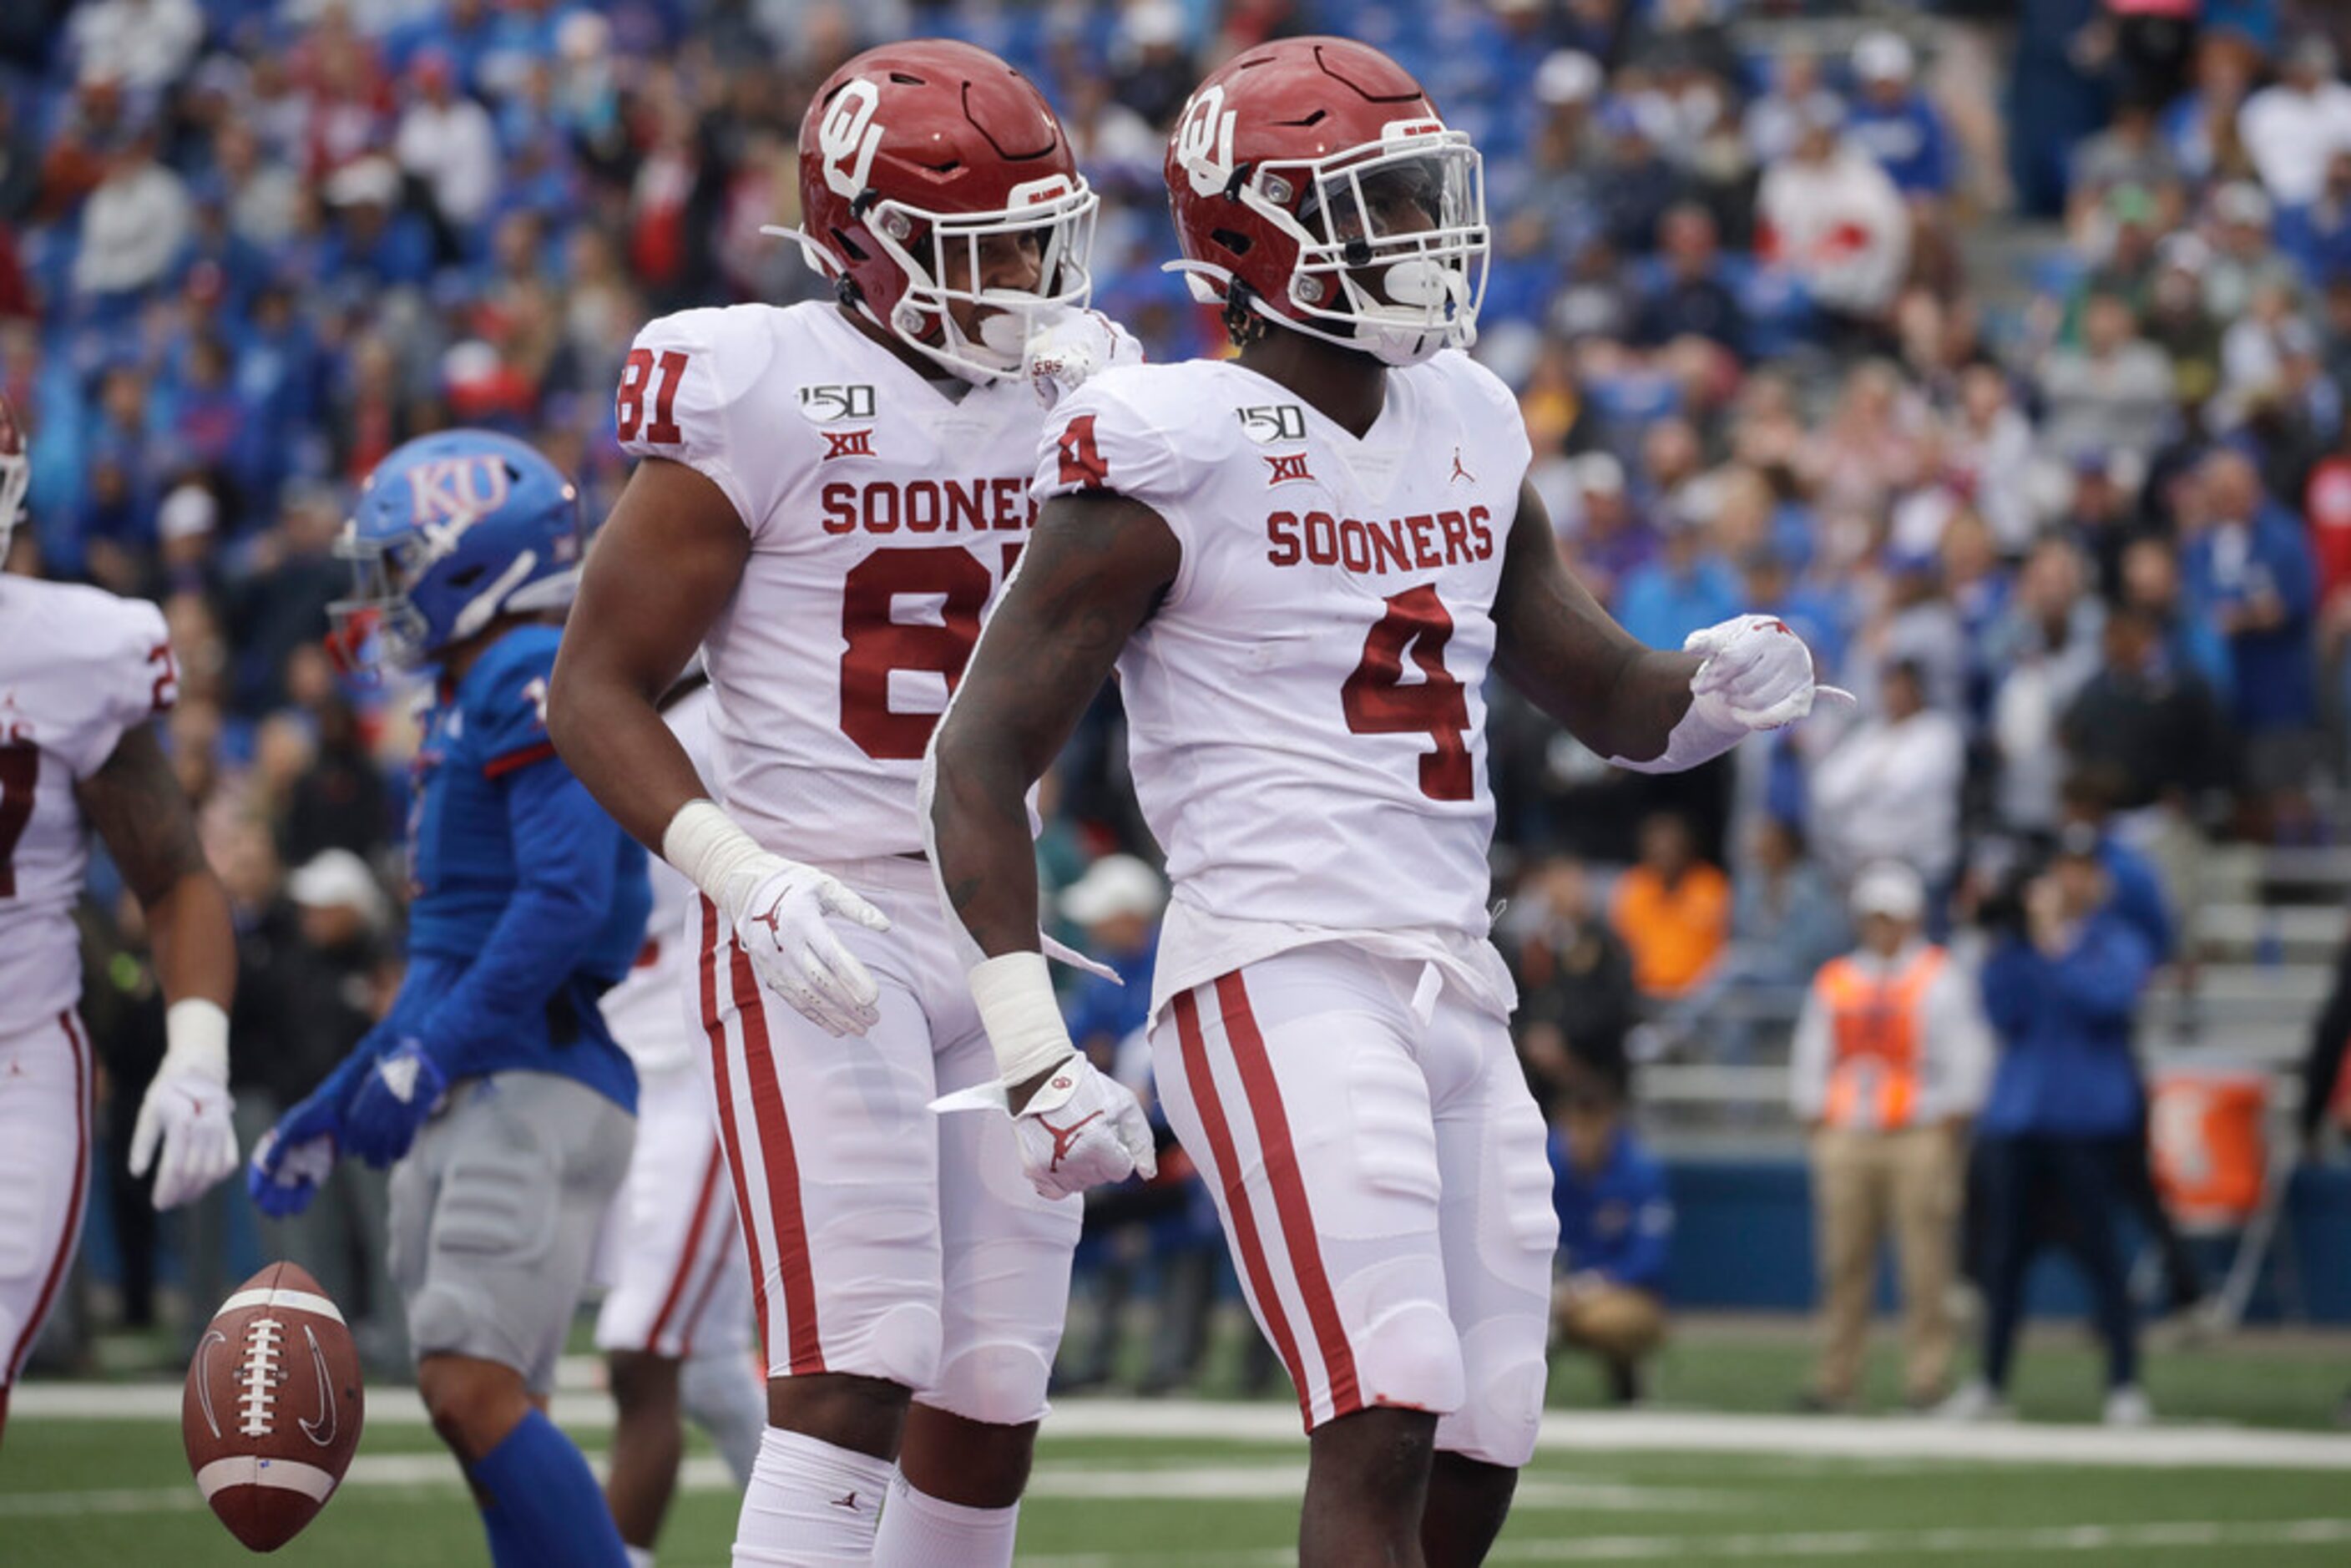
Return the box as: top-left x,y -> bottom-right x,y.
246,1085 -> 346,1219
341,1039 -> 449,1168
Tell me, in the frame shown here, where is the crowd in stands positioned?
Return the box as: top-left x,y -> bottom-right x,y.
11,0 -> 2351,1399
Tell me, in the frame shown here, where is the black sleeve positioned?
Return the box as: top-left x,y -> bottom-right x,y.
2301,931 -> 2351,1143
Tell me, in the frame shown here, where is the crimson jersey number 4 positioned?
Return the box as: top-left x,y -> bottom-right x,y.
1342,584 -> 1474,802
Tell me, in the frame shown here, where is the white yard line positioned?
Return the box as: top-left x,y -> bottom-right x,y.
17,1386 -> 2351,1471
1022,1519 -> 2351,1567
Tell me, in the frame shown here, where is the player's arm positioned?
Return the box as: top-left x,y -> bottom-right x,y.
77,723 -> 240,1207
929,490 -> 1179,969
547,458 -> 744,852
924,490 -> 1176,1195
1494,480 -> 1834,771
548,457 -> 892,1036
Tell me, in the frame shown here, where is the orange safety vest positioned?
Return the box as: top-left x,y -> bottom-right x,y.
1815,946 -> 1948,1130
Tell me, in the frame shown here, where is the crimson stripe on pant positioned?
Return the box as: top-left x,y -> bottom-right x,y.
1172,986 -> 1310,1419
726,941 -> 826,1376
675,1206 -> 740,1361
7,1012 -> 88,1383
1214,972 -> 1363,1420
642,1141 -> 726,1356
700,898 -> 776,1366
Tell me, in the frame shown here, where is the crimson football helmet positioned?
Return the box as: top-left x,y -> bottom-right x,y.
0,392 -> 26,560
1165,37 -> 1488,367
776,39 -> 1099,383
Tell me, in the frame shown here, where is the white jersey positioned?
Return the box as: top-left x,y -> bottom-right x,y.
618,301 -> 1047,862
0,576 -> 177,1034
599,680 -> 714,1074
1030,353 -> 1533,1015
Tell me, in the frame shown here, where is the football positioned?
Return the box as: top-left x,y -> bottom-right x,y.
182,1261 -> 366,1552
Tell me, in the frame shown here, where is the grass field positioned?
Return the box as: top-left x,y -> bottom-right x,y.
8,1321 -> 2351,1565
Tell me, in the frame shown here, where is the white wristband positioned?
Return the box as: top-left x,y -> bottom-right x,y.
661,798 -> 771,914
163,998 -> 231,1084
968,951 -> 1076,1086
1607,689 -> 1748,776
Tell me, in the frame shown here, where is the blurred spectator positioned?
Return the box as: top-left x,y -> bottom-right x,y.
1945,828 -> 2156,1427
73,129 -> 193,300
1059,854 -> 1163,1062
1675,817 -> 1849,1064
1633,202 -> 1744,356
395,49 -> 500,239
1547,1055 -> 1672,1406
2237,35 -> 2351,210
1845,33 -> 1950,202
1756,98 -> 1908,340
1792,862 -> 1990,1413
1610,812 -> 1731,1002
2036,292 -> 2174,461
67,0 -> 205,96
2182,448 -> 2318,821
2060,606 -> 2232,810
1811,660 -> 1966,893
1988,539 -> 2104,835
1510,857 -> 1639,1109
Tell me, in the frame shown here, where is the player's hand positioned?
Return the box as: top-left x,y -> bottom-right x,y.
726,860 -> 892,1037
1023,308 -> 1143,411
1684,615 -> 1853,731
1009,1055 -> 1157,1201
130,1050 -> 240,1211
340,1039 -> 449,1168
247,1089 -> 345,1219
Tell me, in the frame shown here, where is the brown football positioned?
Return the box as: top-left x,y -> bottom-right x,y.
183,1261 -> 365,1552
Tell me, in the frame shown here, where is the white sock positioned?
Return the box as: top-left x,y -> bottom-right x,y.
625,1550 -> 656,1568
683,1349 -> 767,1488
870,1469 -> 1020,1568
732,1427 -> 892,1566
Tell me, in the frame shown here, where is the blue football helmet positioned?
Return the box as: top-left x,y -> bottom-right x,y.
331,430 -> 584,670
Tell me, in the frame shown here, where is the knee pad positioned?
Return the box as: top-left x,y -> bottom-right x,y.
1351,1298 -> 1464,1422
1435,1317 -> 1547,1469
407,1279 -> 525,1374
817,1299 -> 941,1393
923,1338 -> 1055,1427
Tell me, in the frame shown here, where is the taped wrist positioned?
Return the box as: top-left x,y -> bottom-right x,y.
968,951 -> 1076,1087
163,999 -> 231,1084
1607,689 -> 1748,776
662,798 -> 776,917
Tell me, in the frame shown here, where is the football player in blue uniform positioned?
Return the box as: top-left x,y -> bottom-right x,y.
247,430 -> 647,1568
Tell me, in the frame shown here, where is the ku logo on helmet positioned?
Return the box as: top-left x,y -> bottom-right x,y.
407,456 -> 513,532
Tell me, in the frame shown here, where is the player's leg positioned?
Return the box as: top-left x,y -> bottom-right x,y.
874,996 -> 1083,1568
596,1060 -> 753,1558
1153,954 -> 1461,1567
392,1073 -> 636,1566
0,1012 -> 94,1450
1424,998 -> 1557,1567
693,885 -> 948,1564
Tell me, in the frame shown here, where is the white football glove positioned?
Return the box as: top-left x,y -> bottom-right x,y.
1009,1055 -> 1158,1201
130,1002 -> 240,1211
1023,308 -> 1144,410
1684,614 -> 1853,731
730,861 -> 893,1037
664,800 -> 892,1038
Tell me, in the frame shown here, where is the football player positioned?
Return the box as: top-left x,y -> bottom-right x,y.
247,431 -> 649,1568
926,38 -> 1840,1565
546,39 -> 1143,1568
0,392 -> 241,1446
594,665 -> 766,1564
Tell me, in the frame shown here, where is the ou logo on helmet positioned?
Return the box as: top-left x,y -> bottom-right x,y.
1175,83 -> 1236,199
821,78 -> 887,201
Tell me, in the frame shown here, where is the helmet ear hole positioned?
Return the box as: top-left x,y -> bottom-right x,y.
1209,227 -> 1254,256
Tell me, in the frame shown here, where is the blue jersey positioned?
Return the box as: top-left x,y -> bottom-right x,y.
387,623 -> 649,1111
